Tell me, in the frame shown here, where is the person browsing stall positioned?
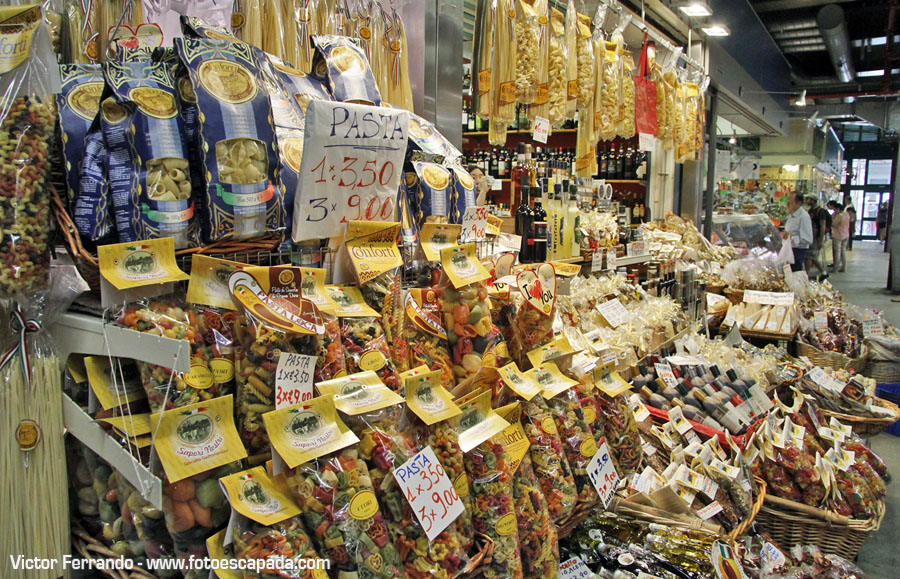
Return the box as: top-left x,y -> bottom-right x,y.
782,192 -> 813,272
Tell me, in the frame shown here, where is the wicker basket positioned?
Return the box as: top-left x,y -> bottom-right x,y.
818,396 -> 900,437
726,476 -> 767,541
795,340 -> 868,373
755,494 -> 884,560
607,498 -> 723,535
866,360 -> 900,384
723,287 -> 744,305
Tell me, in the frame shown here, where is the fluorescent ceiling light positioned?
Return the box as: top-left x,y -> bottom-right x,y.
702,25 -> 730,37
857,69 -> 885,77
793,90 -> 807,107
679,2 -> 712,17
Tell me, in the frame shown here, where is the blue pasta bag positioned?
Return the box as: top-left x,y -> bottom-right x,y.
311,35 -> 382,105
103,59 -> 200,247
410,161 -> 451,229
74,113 -> 115,244
57,64 -> 104,206
265,55 -> 334,129
175,37 -> 283,242
447,165 -> 477,224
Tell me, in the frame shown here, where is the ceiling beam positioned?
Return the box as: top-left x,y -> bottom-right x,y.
752,0 -> 856,14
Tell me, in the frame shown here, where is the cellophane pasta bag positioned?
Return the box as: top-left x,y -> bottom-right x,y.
519,395 -> 578,519
102,59 -> 200,248
528,0 -> 550,121
116,476 -> 178,569
311,35 -> 382,106
506,264 -> 557,367
514,0 -> 538,105
490,0 -> 518,140
176,37 -> 284,242
596,39 -> 620,142
592,389 -> 643,474
564,0 -> 578,119
618,51 -> 636,139
653,64 -> 668,145
547,8 -> 567,127
575,13 -> 593,110
401,288 -> 456,390
75,114 -> 116,245
0,3 -> 58,297
57,64 -> 103,205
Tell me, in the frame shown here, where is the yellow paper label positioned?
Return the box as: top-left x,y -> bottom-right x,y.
99,414 -> 152,438
526,335 -> 574,368
358,350 -> 387,372
66,355 -> 88,384
534,83 -> 550,105
580,436 -> 598,458
206,530 -> 242,579
486,214 -> 503,236
230,267 -> 325,335
478,69 -> 491,94
540,416 -> 558,434
583,405 -> 597,424
496,512 -> 517,536
298,268 -> 338,313
398,364 -> 430,383
594,362 -> 632,397
440,243 -> 491,289
220,466 -> 301,526
349,489 -> 379,520
405,370 -> 461,424
530,362 -> 579,399
211,359 -> 235,384
404,289 -> 448,339
456,391 -> 511,453
494,402 -> 530,474
498,362 -> 542,400
186,255 -> 244,310
183,358 -> 215,390
263,396 -> 359,468
152,395 -> 247,482
324,285 -> 381,318
85,356 -> 146,409
420,223 -> 461,261
499,81 -> 516,104
0,4 -> 39,75
316,371 -> 404,415
454,472 -> 470,499
567,80 -> 578,100
98,238 -> 189,289
551,262 -> 582,276
345,221 -> 403,285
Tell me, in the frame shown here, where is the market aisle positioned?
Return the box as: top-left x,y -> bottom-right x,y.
826,241 -> 899,579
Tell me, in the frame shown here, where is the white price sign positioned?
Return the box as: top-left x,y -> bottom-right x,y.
532,116 -> 550,144
596,298 -> 629,328
559,557 -> 593,579
275,354 -> 316,408
587,441 -> 620,509
591,250 -> 604,273
293,101 -> 408,242
863,316 -> 885,336
460,206 -> 488,242
813,311 -> 828,331
638,133 -> 656,152
627,241 -> 647,256
393,447 -> 464,541
606,249 -> 617,271
654,363 -> 678,388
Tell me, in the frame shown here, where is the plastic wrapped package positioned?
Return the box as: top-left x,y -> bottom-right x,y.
662,71 -> 677,150
80,447 -> 123,547
543,384 -> 598,503
592,390 -> 643,474
506,265 -> 557,367
360,271 -> 409,376
547,8 -> 567,126
564,0 -> 577,119
653,65 -> 668,145
401,288 -> 457,390
575,13 -> 593,110
618,50 -> 636,139
528,0 -> 550,121
520,396 -> 578,519
473,0 -> 494,119
489,0 -> 518,144
116,477 -> 177,570
514,0 -> 538,105
596,38 -> 620,141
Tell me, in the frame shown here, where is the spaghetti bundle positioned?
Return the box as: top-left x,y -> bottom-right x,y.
293,0 -> 319,73
473,0 -> 494,118
280,0 -> 300,65
99,0 -> 144,60
383,13 -> 413,111
564,0 -> 578,118
236,0 -> 264,46
262,0 -> 286,58
528,0 -> 550,121
489,0 -> 518,144
547,8 -> 566,126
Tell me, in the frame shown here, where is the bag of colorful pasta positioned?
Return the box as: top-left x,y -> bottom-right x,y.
220,466 -> 325,578
497,363 -> 578,520
175,36 -> 284,242
116,475 -> 178,570
102,58 -> 200,248
401,288 -> 457,390
436,244 -> 507,381
494,402 -> 559,578
457,391 -> 523,579
399,369 -> 475,567
506,264 -> 557,367
590,363 -> 643,474
229,265 -> 326,461
263,395 -> 403,577
152,395 -> 246,572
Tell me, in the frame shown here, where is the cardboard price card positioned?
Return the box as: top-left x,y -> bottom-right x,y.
587,441 -> 620,509
393,446 -> 465,541
275,353 -> 316,409
460,206 -> 489,242
292,100 -> 409,242
596,298 -> 629,328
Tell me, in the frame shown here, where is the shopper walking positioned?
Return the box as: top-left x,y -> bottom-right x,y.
846,205 -> 857,250
877,202 -> 888,243
830,202 -> 850,272
782,192 -> 813,272
804,196 -> 829,279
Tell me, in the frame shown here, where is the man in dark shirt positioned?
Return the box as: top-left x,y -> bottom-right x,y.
805,196 -> 829,279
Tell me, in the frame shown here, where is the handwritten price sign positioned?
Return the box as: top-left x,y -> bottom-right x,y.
460,206 -> 488,242
587,441 -> 620,509
393,446 -> 464,540
293,101 -> 408,242
275,353 -> 316,409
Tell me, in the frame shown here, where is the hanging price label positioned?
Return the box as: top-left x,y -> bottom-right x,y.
275,354 -> 316,409
627,241 -> 648,256
863,316 -> 885,336
638,133 -> 656,152
606,248 -> 617,271
591,249 -> 604,273
293,101 -> 408,242
587,441 -> 620,509
813,311 -> 828,331
460,206 -> 488,242
393,446 -> 464,541
486,214 -> 503,236
532,116 -> 550,144
654,363 -> 678,388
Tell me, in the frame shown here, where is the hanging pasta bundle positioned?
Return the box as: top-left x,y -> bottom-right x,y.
236,0 -> 264,46
99,0 -> 144,60
662,70 -> 677,150
292,0 -> 319,73
65,2 -> 93,64
474,0 -> 495,119
575,13 -> 594,110
384,12 -> 414,111
564,0 -> 578,119
316,0 -> 338,35
590,7 -> 606,145
261,0 -> 286,57
596,39 -> 620,141
574,99 -> 596,178
653,64 -> 669,145
489,0 -> 518,145
683,81 -> 700,160
280,0 -> 300,65
547,8 -> 566,126
673,76 -> 687,162
618,50 -> 636,139
515,0 -> 539,106
528,0 -> 550,121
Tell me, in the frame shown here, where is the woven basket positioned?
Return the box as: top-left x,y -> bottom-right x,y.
707,282 -> 726,295
607,497 -> 723,535
866,360 -> 900,384
795,340 -> 868,373
755,495 -> 884,560
819,396 -> 900,437
51,184 -> 283,291
726,476 -> 767,541
723,287 -> 744,305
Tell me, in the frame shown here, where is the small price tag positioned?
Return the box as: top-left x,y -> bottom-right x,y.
393,446 -> 464,541
638,133 -> 655,152
460,206 -> 488,242
654,363 -> 678,388
629,393 -> 650,422
606,249 -> 617,271
486,214 -> 503,236
532,116 -> 550,144
863,316 -> 885,336
591,250 -> 604,273
587,441 -> 620,509
627,241 -> 648,256
596,298 -> 629,328
813,311 -> 828,331
696,501 -> 723,520
275,353 -> 316,409
667,406 -> 693,435
490,177 -> 503,191
559,556 -> 593,579
600,349 -> 618,366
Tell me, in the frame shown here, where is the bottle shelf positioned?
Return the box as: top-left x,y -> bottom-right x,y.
463,128 -> 579,137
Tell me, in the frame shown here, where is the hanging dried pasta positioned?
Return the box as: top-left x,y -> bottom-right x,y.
515,0 -> 539,105
653,64 -> 669,146
683,81 -> 700,160
575,13 -> 593,110
547,8 -> 566,126
564,0 -> 578,118
663,70 -> 677,150
99,0 -> 144,60
473,0 -> 494,118
384,12 -> 413,111
65,1 -> 96,64
237,0 -> 264,46
528,0 -> 550,121
589,6 -> 606,145
575,99 -> 596,178
280,0 -> 300,65
490,0 -> 518,144
618,50 -> 636,139
596,39 -> 620,141
292,0 -> 319,73
261,0 -> 286,57
673,75 -> 687,162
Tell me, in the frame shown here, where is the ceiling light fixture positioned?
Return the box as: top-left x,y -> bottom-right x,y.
702,24 -> 730,37
729,137 -> 737,145
678,1 -> 712,17
793,90 -> 807,107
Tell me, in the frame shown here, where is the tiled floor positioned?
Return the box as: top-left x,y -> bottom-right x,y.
825,241 -> 898,579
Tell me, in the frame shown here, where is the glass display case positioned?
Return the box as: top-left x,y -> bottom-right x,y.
709,213 -> 783,257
